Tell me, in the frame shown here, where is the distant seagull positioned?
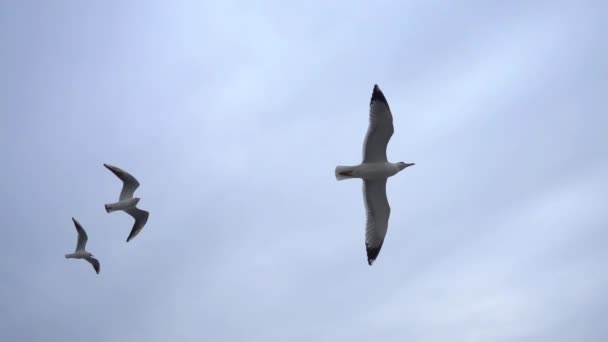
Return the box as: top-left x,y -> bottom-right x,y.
104,163 -> 149,242
65,217 -> 100,274
335,84 -> 415,266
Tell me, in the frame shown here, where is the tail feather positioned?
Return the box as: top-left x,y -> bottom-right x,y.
335,166 -> 355,181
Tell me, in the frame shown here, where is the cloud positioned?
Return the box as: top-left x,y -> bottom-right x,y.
0,1 -> 606,341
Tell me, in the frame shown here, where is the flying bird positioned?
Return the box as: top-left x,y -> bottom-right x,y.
65,217 -> 101,274
335,84 -> 415,265
104,163 -> 150,242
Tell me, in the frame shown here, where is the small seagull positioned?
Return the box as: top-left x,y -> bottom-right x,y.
104,163 -> 150,242
335,84 -> 415,266
65,217 -> 100,274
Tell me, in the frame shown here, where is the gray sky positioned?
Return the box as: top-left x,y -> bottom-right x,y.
1,1 -> 607,341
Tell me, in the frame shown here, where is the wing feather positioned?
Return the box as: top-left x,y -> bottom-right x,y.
362,84 -> 394,163
124,207 -> 149,242
104,164 -> 140,201
363,179 -> 391,265
85,256 -> 100,274
72,217 -> 88,252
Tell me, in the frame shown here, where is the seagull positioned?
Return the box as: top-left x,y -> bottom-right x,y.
65,217 -> 100,274
104,163 -> 150,242
335,84 -> 415,266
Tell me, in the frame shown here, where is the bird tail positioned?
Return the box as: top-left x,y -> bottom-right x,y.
335,166 -> 355,181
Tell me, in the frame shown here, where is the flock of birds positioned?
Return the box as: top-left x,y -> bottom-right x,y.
65,84 -> 414,274
64,164 -> 149,274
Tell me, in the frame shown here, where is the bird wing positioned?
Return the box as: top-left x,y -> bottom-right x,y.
84,256 -> 100,274
104,163 -> 140,201
72,217 -> 88,252
362,84 -> 394,163
363,179 -> 391,265
124,207 -> 149,242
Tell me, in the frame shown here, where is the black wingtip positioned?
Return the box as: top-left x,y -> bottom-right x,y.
366,242 -> 384,266
104,163 -> 122,173
126,231 -> 137,242
370,84 -> 389,107
104,163 -> 115,174
126,231 -> 138,243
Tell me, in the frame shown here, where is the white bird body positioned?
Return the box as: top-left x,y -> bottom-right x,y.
335,162 -> 403,181
65,251 -> 89,258
104,163 -> 150,242
335,84 -> 414,265
65,217 -> 100,274
105,197 -> 141,213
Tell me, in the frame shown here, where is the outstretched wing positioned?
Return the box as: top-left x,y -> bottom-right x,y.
363,179 -> 391,265
85,256 -> 100,274
362,84 -> 394,163
72,217 -> 88,252
124,207 -> 149,242
104,163 -> 140,201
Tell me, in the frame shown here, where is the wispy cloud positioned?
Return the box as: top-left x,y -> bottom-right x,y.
0,1 -> 606,341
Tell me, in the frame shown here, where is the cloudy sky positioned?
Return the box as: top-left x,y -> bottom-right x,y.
1,1 -> 607,341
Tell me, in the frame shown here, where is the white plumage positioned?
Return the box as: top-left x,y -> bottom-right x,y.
104,163 -> 150,242
65,217 -> 100,274
335,84 -> 414,265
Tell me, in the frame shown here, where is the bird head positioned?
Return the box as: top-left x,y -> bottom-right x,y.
397,162 -> 415,171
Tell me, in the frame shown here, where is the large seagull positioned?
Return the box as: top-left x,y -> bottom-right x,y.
335,84 -> 415,265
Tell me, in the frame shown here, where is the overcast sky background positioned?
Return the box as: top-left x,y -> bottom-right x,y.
1,1 -> 607,341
